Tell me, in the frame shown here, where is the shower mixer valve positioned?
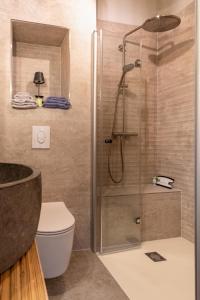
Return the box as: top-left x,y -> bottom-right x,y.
135,217 -> 141,225
135,59 -> 142,68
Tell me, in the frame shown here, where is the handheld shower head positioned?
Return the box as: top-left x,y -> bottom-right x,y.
123,63 -> 135,73
118,63 -> 135,88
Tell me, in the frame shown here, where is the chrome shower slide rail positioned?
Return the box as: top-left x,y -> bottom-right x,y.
112,132 -> 138,137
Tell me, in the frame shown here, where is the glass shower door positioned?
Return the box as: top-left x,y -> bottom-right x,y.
94,27 -> 146,254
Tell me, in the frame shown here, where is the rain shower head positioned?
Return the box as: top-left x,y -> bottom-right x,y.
122,14 -> 181,54
142,15 -> 181,33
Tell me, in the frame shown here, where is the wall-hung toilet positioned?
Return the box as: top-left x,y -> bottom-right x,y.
36,202 -> 75,279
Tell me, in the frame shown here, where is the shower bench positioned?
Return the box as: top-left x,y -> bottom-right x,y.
102,184 -> 181,242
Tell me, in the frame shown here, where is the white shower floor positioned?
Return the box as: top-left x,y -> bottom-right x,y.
98,237 -> 195,300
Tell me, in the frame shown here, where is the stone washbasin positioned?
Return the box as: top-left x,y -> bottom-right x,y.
0,163 -> 41,273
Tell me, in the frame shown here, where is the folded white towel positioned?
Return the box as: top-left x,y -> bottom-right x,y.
13,92 -> 34,102
13,98 -> 34,103
11,92 -> 37,109
12,99 -> 36,104
11,101 -> 36,106
12,104 -> 37,109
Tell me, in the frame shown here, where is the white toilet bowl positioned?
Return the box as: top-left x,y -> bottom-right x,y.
36,202 -> 75,279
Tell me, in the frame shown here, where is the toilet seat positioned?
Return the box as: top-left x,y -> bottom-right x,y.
37,202 -> 75,236
37,225 -> 74,236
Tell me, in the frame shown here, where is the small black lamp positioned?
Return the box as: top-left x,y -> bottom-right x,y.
33,72 -> 45,98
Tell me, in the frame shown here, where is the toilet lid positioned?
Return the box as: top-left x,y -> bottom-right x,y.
37,202 -> 75,234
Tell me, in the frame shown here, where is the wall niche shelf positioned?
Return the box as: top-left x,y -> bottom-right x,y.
11,20 -> 70,109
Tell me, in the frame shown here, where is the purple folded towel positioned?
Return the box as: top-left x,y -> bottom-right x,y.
45,96 -> 70,103
43,96 -> 71,110
43,102 -> 71,110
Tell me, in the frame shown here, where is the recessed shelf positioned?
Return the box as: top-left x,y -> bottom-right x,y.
11,20 -> 70,105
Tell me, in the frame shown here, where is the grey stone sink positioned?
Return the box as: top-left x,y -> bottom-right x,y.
0,163 -> 41,273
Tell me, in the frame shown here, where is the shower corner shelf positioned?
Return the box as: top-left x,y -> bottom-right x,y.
112,132 -> 138,137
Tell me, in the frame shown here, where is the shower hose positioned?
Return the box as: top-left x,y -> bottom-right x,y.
108,135 -> 124,183
107,72 -> 125,184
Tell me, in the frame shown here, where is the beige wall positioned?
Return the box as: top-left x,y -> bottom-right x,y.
157,0 -> 193,14
97,0 -> 157,25
61,34 -> 70,99
13,42 -> 61,97
156,1 -> 195,242
97,0 -> 193,26
0,0 -> 96,250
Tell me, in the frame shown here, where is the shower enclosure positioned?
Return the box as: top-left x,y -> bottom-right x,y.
92,27 -> 149,254
92,15 -> 181,254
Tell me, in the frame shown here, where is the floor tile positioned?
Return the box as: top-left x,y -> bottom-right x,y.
46,250 -> 129,300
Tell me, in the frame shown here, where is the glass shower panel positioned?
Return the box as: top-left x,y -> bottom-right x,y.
95,27 -> 146,253
101,194 -> 141,252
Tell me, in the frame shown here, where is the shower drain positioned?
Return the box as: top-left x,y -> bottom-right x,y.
145,252 -> 166,262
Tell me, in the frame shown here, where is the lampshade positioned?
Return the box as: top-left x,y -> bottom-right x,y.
33,72 -> 45,84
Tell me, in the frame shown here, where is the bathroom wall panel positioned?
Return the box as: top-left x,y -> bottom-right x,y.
156,1 -> 195,242
61,35 -> 70,98
97,0 -> 157,26
0,0 -> 96,250
157,0 -> 193,14
142,191 -> 181,241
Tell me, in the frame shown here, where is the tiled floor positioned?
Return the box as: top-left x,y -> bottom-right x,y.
99,237 -> 195,300
46,250 -> 129,300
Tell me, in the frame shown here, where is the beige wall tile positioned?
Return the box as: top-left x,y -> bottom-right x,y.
157,1 -> 195,242
142,192 -> 181,241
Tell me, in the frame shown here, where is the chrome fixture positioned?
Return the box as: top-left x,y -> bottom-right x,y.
122,15 -> 181,65
142,15 -> 181,32
135,59 -> 142,68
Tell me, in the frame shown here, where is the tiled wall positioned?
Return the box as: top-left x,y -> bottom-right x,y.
0,0 -> 96,250
142,190 -> 181,241
156,2 -> 195,242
